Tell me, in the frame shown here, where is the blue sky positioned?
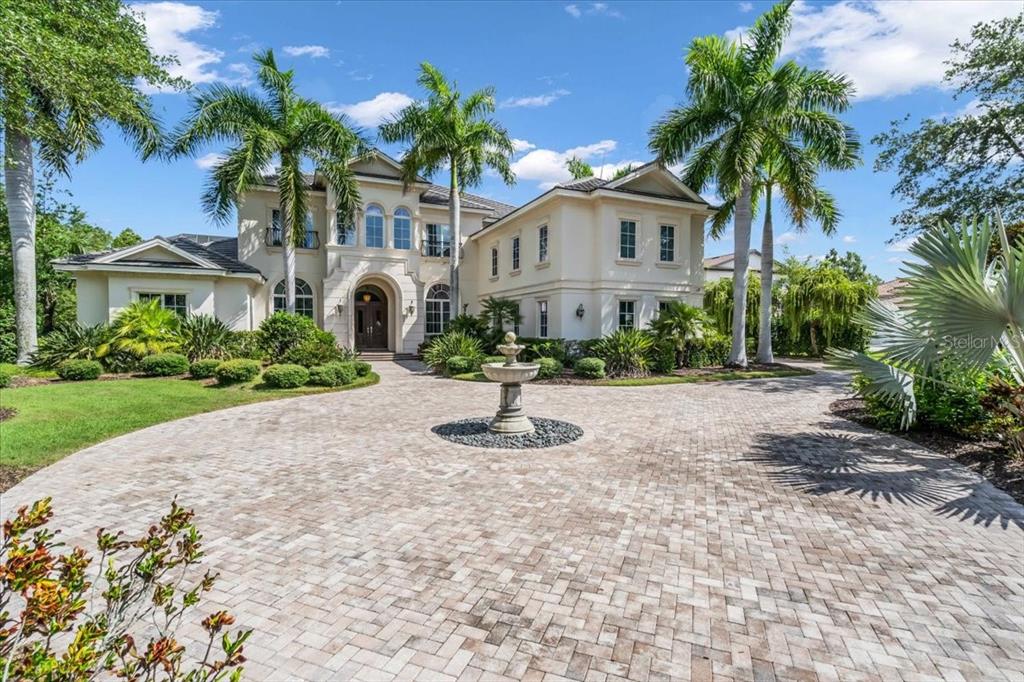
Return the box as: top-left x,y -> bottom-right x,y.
54,0 -> 1019,279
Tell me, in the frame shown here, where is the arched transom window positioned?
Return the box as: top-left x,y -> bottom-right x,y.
425,283 -> 451,337
365,205 -> 384,248
273,278 -> 314,318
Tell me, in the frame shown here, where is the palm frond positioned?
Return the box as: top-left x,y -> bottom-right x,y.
829,348 -> 917,429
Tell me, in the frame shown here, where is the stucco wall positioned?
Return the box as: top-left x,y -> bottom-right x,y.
75,273 -> 109,325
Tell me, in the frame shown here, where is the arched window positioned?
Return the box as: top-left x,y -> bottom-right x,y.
365,205 -> 384,248
273,278 -> 314,318
425,283 -> 451,337
393,207 -> 412,250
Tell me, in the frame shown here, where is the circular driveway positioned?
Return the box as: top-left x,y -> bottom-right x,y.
6,361 -> 1023,681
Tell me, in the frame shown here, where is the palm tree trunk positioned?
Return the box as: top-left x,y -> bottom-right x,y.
755,183 -> 775,364
4,123 -> 38,364
280,195 -> 296,314
449,160 -> 461,313
728,179 -> 753,367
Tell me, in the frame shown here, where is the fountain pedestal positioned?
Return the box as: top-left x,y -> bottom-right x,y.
480,332 -> 540,435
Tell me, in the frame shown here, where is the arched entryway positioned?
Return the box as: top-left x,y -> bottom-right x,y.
353,284 -> 389,351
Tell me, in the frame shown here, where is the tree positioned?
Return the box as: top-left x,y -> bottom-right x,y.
112,227 -> 142,248
169,50 -> 365,314
779,258 -> 875,356
565,156 -> 593,180
649,0 -> 857,367
380,63 -> 516,311
0,0 -> 177,363
611,164 -> 638,180
873,12 -> 1024,238
479,296 -> 522,331
648,301 -> 708,368
823,249 -> 874,282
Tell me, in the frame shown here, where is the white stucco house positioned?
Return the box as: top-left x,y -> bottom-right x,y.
702,250 -> 762,283
55,151 -> 714,354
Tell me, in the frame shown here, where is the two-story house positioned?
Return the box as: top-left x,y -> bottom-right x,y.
55,151 -> 714,353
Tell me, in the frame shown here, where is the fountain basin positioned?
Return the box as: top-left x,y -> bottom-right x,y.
480,362 -> 540,383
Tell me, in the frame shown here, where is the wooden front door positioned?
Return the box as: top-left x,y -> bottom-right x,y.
354,287 -> 388,350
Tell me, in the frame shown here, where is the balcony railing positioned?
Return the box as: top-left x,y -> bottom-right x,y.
266,228 -> 320,249
421,242 -> 452,258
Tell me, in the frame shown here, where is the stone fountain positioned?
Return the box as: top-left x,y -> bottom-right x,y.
480,332 -> 540,434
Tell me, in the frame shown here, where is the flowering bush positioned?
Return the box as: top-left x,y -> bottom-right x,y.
0,498 -> 250,680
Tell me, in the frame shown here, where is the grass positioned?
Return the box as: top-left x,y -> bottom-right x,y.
452,367 -> 814,385
0,372 -> 379,471
0,362 -> 58,379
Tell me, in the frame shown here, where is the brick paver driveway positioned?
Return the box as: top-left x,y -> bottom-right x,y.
6,361 -> 1024,681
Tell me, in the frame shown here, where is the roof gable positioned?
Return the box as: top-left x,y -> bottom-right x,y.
94,239 -> 217,269
350,149 -> 429,184
606,164 -> 706,204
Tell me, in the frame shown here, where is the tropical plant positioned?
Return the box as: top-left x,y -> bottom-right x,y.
30,322 -> 110,368
611,164 -> 638,180
565,156 -> 593,180
1,0 -> 178,363
262,363 -> 310,388
480,297 -> 522,332
379,62 -> 516,310
593,329 -> 655,378
55,358 -> 103,381
422,331 -> 483,373
214,359 -> 262,384
0,498 -> 250,681
448,313 -> 491,342
178,314 -> 233,361
574,357 -> 606,379
649,0 -> 858,366
648,302 -> 708,368
780,258 -> 875,356
168,49 -> 365,313
102,299 -> 180,358
830,216 -> 1022,455
703,277 -> 760,340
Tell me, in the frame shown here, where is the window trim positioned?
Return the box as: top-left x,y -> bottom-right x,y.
511,234 -> 521,273
537,224 -> 549,264
490,244 -> 499,279
393,206 -> 413,250
617,299 -> 637,330
425,282 -> 452,337
659,223 -> 676,263
136,291 -> 189,317
423,223 -> 451,258
336,209 -> 356,246
270,208 -> 318,250
364,204 -> 385,249
272,278 -> 315,319
618,218 -> 638,261
537,300 -> 549,338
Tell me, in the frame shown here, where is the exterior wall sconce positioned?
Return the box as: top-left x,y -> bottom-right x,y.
334,302 -> 344,315
575,304 -> 585,318
406,304 -> 415,316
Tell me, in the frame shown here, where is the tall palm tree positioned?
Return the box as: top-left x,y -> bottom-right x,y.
380,62 -> 516,311
169,49 -> 365,313
565,156 -> 593,180
649,0 -> 857,366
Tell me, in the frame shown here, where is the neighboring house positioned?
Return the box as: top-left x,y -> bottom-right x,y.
55,151 -> 714,352
877,277 -> 909,306
702,250 -> 762,283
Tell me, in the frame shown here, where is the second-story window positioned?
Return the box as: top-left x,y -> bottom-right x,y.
490,246 -> 499,277
619,220 -> 637,259
393,208 -> 412,250
538,225 -> 549,262
365,205 -> 384,248
538,301 -> 548,338
271,209 -> 316,248
512,236 -> 520,271
336,210 -> 356,245
660,225 -> 675,262
425,224 -> 450,257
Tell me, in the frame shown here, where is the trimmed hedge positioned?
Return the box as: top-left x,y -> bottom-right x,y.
308,361 -> 357,387
214,359 -> 262,384
536,357 -> 564,380
353,360 -> 372,377
189,358 -> 222,379
57,359 -> 103,381
482,355 -> 506,366
263,363 -> 310,388
140,353 -> 189,377
573,357 -> 606,379
445,355 -> 478,376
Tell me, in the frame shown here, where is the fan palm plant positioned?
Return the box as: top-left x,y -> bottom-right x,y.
168,49 -> 365,313
831,215 -> 1022,453
649,301 -> 708,368
649,0 -> 858,366
101,299 -> 180,358
379,63 -> 516,311
479,297 -> 522,332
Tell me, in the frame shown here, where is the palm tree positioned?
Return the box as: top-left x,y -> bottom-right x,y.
649,0 -> 857,366
380,62 -> 516,311
566,156 -> 593,180
649,301 -> 708,368
168,49 -> 365,313
479,296 -> 522,332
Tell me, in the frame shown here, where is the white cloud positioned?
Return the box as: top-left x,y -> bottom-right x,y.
511,139 -> 536,153
511,139 -> 623,189
564,4 -> 581,18
565,2 -> 622,19
728,0 -> 1021,100
500,89 -> 570,109
887,234 -> 919,252
195,152 -> 225,170
842,234 -> 856,244
739,2 -> 753,12
776,231 -> 800,245
328,92 -> 413,127
131,2 -> 223,91
283,44 -> 330,58
591,160 -> 646,180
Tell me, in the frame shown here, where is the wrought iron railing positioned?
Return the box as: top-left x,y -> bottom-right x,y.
266,228 -> 320,249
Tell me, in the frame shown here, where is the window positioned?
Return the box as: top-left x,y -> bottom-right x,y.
424,224 -> 451,257
512,236 -> 520,271
425,284 -> 451,336
512,302 -> 520,336
538,225 -> 549,262
365,205 -> 384,248
393,208 -> 412,250
273,278 -> 314,318
336,210 -> 356,245
271,210 -> 317,248
618,300 -> 636,329
660,225 -> 675,262
138,292 -> 187,317
658,300 -> 670,314
619,220 -> 637,259
538,301 -> 548,338
490,246 -> 499,277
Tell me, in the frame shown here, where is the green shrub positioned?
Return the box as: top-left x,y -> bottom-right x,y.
536,357 -> 564,379
31,323 -> 111,369
422,332 -> 483,373
257,312 -> 319,358
262,363 -> 310,388
139,353 -> 189,377
57,359 -> 103,381
178,314 -> 233,361
593,329 -> 654,377
518,337 -> 568,363
224,330 -> 266,361
445,355 -> 479,376
574,357 -> 606,379
685,331 -> 731,368
854,369 -> 991,436
308,362 -> 357,387
353,360 -> 371,377
0,366 -> 11,388
214,359 -> 262,384
189,358 -> 222,379
0,303 -> 16,365
108,299 -> 180,358
447,314 -> 490,340
649,341 -> 676,374
280,332 -> 347,367
482,355 -> 505,366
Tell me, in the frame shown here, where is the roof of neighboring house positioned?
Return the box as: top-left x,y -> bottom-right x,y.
703,250 -> 762,270
56,235 -> 262,275
877,277 -> 909,301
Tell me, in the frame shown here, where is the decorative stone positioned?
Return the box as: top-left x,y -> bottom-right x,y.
431,417 -> 583,449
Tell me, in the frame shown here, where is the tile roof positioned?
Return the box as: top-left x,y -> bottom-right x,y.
420,185 -> 517,219
703,250 -> 762,269
55,235 -> 262,276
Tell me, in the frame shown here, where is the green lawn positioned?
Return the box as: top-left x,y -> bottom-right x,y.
0,362 -> 58,379
452,367 -> 813,385
1,372 -> 379,471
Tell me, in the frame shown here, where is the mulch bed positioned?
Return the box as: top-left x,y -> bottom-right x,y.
0,466 -> 37,494
0,407 -> 16,421
831,397 -> 1024,506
